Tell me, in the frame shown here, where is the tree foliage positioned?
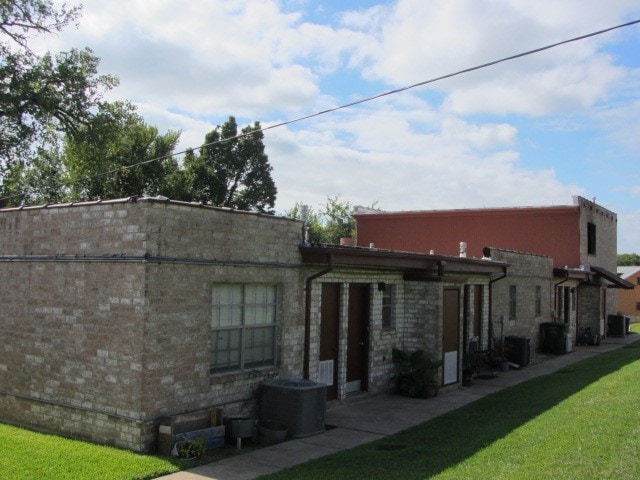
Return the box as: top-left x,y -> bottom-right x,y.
1,101 -> 181,206
0,0 -> 81,51
0,0 -> 117,188
0,3 -> 278,210
182,116 -> 277,213
63,102 -> 180,200
287,195 -> 376,244
618,253 -> 640,266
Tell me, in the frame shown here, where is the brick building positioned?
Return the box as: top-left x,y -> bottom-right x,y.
354,196 -> 633,344
617,266 -> 640,322
0,197 -> 507,451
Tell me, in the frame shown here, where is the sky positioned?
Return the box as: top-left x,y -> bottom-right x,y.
36,0 -> 640,253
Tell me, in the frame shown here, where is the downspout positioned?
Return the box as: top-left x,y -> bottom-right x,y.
303,254 -> 333,380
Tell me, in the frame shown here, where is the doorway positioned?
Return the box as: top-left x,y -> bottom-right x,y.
346,284 -> 369,394
320,283 -> 340,400
443,288 -> 461,385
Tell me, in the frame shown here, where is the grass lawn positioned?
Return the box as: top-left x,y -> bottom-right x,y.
0,422 -> 260,480
262,337 -> 640,480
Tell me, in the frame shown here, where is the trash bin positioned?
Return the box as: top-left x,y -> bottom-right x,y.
504,335 -> 530,367
607,315 -> 627,337
540,322 -> 567,355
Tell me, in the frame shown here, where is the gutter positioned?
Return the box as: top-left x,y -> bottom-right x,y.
303,254 -> 333,380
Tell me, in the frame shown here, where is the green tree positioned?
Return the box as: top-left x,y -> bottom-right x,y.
0,0 -> 118,209
618,253 -> 640,266
0,146 -> 67,206
0,1 -> 117,173
319,195 -> 356,244
286,202 -> 324,244
286,195 -> 377,244
63,101 -> 180,200
183,116 -> 277,213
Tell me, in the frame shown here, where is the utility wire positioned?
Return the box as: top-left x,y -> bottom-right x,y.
2,18 -> 639,205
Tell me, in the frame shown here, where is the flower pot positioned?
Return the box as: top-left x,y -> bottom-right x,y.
422,382 -> 439,398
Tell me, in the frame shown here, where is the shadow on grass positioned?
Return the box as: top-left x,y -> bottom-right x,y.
262,341 -> 640,480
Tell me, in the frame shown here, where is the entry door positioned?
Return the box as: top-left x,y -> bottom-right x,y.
346,285 -> 369,394
320,284 -> 340,400
443,289 -> 461,385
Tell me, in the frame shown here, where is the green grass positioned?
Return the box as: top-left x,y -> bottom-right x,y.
0,422 -> 259,480
0,424 -> 181,480
262,338 -> 640,480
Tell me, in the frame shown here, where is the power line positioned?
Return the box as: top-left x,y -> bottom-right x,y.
2,18 -> 639,205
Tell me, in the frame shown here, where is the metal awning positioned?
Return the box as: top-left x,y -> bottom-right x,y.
591,265 -> 635,289
299,244 -> 508,276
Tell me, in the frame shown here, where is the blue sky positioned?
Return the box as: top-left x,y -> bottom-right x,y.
39,1 -> 640,254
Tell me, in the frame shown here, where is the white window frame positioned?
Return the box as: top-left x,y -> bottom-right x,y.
211,284 -> 278,374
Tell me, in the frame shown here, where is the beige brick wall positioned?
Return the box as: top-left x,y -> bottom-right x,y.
0,199 -> 306,452
489,249 -> 555,353
575,196 -> 618,318
307,270 -> 492,396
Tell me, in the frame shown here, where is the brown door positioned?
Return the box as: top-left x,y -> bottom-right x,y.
443,289 -> 460,384
320,283 -> 340,400
346,284 -> 369,394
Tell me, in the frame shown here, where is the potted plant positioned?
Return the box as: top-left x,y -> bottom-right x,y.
392,348 -> 442,398
172,435 -> 206,460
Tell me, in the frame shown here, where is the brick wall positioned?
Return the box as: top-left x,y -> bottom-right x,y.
489,249 -> 555,353
618,270 -> 640,322
307,269 -> 492,395
308,270 -> 407,397
0,198 -> 305,452
577,285 -> 604,336
575,196 -> 619,318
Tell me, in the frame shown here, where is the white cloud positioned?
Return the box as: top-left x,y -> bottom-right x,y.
618,210 -> 640,253
267,98 -> 581,213
359,0 -> 635,116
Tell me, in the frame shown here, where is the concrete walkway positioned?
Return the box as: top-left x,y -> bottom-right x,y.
158,334 -> 639,480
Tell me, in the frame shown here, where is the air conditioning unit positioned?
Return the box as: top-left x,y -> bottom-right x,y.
260,379 -> 326,437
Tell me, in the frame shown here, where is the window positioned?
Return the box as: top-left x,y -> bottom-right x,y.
637,277 -> 640,286
636,302 -> 640,311
587,222 -> 596,255
535,285 -> 541,316
381,284 -> 395,328
211,284 -> 277,374
509,285 -> 517,320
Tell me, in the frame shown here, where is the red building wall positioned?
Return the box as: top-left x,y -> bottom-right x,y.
355,206 -> 582,268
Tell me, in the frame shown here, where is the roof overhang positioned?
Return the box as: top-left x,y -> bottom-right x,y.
299,245 -> 508,278
591,265 -> 635,289
553,267 -> 590,281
